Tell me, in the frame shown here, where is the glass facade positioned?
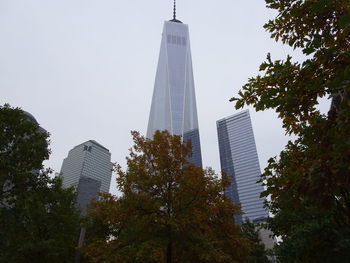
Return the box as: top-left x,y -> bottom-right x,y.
217,110 -> 268,224
60,140 -> 113,193
147,21 -> 202,167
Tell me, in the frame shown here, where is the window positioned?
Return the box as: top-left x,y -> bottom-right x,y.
176,36 -> 181,45
167,34 -> 186,46
171,35 -> 177,44
83,145 -> 92,152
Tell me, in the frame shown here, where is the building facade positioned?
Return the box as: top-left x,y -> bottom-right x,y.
60,140 -> 112,194
147,19 -> 202,167
60,140 -> 112,261
217,110 -> 268,224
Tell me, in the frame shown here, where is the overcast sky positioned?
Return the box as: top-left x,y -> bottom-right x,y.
1,0 -> 329,194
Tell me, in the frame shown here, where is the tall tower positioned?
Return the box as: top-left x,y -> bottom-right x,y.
217,110 -> 268,224
147,4 -> 202,167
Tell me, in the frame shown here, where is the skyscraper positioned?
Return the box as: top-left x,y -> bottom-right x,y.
60,140 -> 112,262
147,8 -> 202,167
217,110 -> 268,224
60,140 -> 112,194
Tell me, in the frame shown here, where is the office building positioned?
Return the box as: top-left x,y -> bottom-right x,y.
217,110 -> 268,224
60,140 -> 112,194
146,10 -> 202,167
60,140 -> 112,262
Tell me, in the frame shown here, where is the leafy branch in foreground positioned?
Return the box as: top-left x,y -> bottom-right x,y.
231,0 -> 350,262
0,104 -> 81,263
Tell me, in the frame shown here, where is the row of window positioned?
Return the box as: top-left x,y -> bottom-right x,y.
167,34 -> 187,46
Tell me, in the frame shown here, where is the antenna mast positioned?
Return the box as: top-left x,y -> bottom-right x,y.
169,0 -> 182,23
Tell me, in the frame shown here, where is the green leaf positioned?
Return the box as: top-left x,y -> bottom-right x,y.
339,13 -> 350,29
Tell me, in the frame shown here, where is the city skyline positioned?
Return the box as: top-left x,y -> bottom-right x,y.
0,1 -> 330,195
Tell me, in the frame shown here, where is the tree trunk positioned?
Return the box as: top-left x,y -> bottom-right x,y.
166,241 -> 172,263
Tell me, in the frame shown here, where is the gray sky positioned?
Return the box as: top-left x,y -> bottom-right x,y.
0,0 -> 329,194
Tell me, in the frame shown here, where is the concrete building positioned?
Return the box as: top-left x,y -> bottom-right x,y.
217,110 -> 268,224
146,12 -> 202,167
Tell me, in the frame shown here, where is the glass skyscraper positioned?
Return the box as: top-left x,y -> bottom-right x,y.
60,140 -> 113,259
60,140 -> 112,194
217,110 -> 268,224
147,18 -> 202,167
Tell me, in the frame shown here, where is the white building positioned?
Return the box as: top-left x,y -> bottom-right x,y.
147,16 -> 202,167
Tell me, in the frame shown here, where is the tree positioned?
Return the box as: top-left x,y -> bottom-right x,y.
0,104 -> 49,193
231,0 -> 350,262
0,104 -> 82,263
83,130 -> 250,263
241,219 -> 270,263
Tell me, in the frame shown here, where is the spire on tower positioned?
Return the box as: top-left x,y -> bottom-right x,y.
169,0 -> 182,23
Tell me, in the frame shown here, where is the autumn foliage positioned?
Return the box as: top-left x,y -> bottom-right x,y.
231,0 -> 350,261
83,131 -> 250,263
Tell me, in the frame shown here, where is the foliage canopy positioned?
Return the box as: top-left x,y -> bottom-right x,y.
83,130 -> 250,263
0,104 -> 81,263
